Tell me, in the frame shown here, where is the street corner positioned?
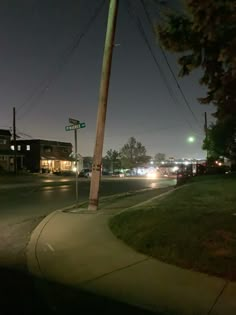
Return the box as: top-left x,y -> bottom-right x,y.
24,208 -> 149,287
26,203 -> 81,277
25,208 -> 103,284
26,210 -> 60,278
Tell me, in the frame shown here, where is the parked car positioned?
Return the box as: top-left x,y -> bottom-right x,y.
53,170 -> 74,176
124,170 -> 136,176
102,170 -> 110,175
112,171 -> 125,178
79,168 -> 91,178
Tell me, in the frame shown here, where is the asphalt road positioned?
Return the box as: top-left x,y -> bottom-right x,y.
0,175 -> 175,315
0,176 -> 176,224
0,176 -> 175,267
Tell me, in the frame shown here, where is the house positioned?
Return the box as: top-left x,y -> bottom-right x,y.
0,129 -> 24,172
15,139 -> 83,173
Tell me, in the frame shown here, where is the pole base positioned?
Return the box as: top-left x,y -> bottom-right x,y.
88,199 -> 98,211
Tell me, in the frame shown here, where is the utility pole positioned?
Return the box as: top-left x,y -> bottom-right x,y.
204,112 -> 209,160
88,0 -> 119,210
13,107 -> 17,175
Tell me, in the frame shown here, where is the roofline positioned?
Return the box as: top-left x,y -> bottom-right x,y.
16,139 -> 72,145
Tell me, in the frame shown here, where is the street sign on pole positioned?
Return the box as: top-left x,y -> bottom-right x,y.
79,122 -> 86,129
69,118 -> 80,125
65,122 -> 86,131
65,120 -> 86,206
74,129 -> 78,206
65,125 -> 79,131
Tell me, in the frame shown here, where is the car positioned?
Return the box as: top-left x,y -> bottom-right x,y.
112,171 -> 125,178
53,170 -> 74,176
102,170 -> 110,175
78,168 -> 91,178
124,170 -> 132,176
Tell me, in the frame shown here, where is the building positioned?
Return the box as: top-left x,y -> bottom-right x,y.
0,129 -> 24,172
15,139 -> 83,173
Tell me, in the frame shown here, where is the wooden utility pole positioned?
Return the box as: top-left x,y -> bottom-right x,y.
88,0 -> 119,210
13,107 -> 17,175
204,112 -> 209,160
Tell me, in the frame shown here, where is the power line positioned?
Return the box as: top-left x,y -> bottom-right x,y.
143,0 -> 165,19
17,0 -> 106,119
126,0 -> 196,132
140,0 -> 202,130
148,0 -> 185,16
16,128 -> 33,139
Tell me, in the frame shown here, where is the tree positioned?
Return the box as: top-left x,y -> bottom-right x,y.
156,0 -> 236,160
154,153 -> 166,164
104,149 -> 120,172
120,137 -> 150,168
203,117 -> 236,160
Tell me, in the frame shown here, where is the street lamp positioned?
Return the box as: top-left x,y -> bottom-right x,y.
187,136 -> 195,143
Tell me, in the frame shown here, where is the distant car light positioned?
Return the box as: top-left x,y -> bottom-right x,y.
146,172 -> 157,179
172,166 -> 179,172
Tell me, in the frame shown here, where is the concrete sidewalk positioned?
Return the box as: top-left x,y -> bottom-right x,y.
27,208 -> 236,315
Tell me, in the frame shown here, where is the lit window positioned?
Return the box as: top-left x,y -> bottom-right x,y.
26,145 -> 30,151
11,145 -> 15,151
17,145 -> 21,151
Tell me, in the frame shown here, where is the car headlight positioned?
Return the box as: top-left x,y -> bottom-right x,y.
146,172 -> 157,179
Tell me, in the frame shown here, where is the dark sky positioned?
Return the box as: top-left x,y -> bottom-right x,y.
0,0 -> 215,159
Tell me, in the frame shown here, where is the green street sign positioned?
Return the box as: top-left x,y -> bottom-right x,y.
65,122 -> 86,131
69,118 -> 80,125
65,125 -> 78,131
79,122 -> 86,128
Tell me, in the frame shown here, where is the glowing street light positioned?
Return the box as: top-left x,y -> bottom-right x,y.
187,136 -> 195,143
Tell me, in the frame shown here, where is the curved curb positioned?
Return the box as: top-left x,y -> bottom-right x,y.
26,187 -> 175,278
25,183 -> 192,277
26,211 -> 60,277
26,186 -> 236,315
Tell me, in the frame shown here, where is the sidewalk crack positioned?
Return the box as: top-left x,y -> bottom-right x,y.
207,281 -> 229,315
81,257 -> 150,285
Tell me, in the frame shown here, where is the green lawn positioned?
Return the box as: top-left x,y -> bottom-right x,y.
109,174 -> 236,281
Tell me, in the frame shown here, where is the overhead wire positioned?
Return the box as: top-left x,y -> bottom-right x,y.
140,0 -> 202,130
126,0 -> 196,132
16,128 -> 33,139
17,0 -> 106,119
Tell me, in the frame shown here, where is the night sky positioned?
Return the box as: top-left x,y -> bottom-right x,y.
0,0 -> 215,159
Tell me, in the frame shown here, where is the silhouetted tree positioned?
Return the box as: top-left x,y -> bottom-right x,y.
154,153 -> 166,164
104,149 -> 120,172
120,137 -> 150,168
156,0 -> 236,161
